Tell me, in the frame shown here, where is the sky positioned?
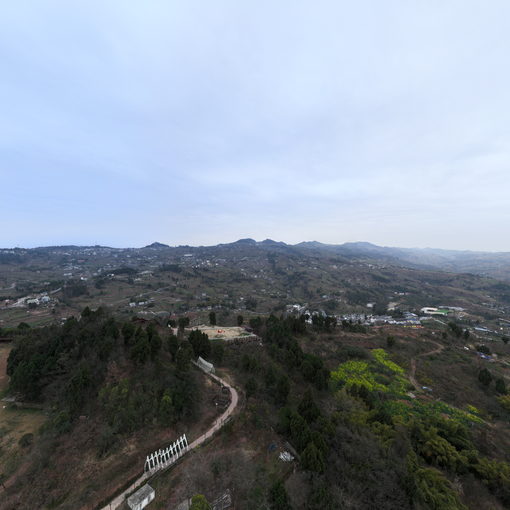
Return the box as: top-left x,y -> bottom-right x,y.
1,1 -> 510,251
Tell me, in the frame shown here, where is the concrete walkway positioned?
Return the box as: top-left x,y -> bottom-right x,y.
100,365 -> 238,510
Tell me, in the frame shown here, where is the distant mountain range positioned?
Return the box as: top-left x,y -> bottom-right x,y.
3,239 -> 510,281
290,241 -> 510,281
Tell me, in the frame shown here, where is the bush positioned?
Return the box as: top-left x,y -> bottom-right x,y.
412,466 -> 467,509
301,442 -> 325,473
190,494 -> 211,510
18,433 -> 34,448
498,395 -> 510,412
269,480 -> 292,510
478,368 -> 492,386
496,378 -> 507,395
245,377 -> 258,398
97,425 -> 118,457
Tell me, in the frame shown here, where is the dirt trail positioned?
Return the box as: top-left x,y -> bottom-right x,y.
409,339 -> 444,390
100,365 -> 239,510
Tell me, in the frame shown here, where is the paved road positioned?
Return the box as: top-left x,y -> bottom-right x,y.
188,368 -> 238,450
100,365 -> 238,510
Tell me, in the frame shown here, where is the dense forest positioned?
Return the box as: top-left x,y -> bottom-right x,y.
6,308 -> 199,455
234,315 -> 510,509
3,310 -> 510,509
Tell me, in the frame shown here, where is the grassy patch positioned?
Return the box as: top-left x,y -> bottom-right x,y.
331,349 -> 483,426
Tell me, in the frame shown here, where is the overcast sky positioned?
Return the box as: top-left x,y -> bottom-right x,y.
1,1 -> 509,250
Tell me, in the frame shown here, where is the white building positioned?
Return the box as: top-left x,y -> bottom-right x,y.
197,356 -> 215,374
127,485 -> 155,510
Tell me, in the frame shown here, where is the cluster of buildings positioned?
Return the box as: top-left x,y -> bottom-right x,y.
342,311 -> 423,327
286,303 -> 469,329
3,292 -> 55,309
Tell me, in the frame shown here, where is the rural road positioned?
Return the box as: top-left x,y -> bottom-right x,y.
100,364 -> 239,510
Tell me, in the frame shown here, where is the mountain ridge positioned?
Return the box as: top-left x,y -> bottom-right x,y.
2,239 -> 510,281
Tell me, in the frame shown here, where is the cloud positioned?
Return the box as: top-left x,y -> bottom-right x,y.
1,1 -> 509,249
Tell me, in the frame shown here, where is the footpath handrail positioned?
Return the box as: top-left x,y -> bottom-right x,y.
99,363 -> 238,510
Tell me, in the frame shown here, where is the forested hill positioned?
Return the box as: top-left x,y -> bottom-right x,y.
2,310 -> 510,509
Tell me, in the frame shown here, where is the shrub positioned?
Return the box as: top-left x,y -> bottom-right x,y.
412,467 -> 467,510
498,395 -> 510,412
18,433 -> 34,448
478,368 -> 492,386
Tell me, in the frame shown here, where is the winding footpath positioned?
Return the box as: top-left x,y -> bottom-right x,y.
409,338 -> 444,390
100,365 -> 239,510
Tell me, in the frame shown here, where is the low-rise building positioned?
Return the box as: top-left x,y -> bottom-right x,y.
127,484 -> 155,510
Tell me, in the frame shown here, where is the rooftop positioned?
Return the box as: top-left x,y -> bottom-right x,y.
127,484 -> 155,507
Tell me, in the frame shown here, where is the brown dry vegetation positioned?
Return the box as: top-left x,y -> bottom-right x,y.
0,360 -> 227,510
0,344 -> 47,486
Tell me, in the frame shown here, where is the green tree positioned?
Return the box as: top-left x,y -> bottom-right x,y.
190,494 -> 211,510
502,336 -> 509,345
373,303 -> 388,316
122,322 -> 136,344
103,317 -> 119,339
386,335 -> 395,348
307,479 -> 336,510
18,433 -> 34,448
167,334 -> 179,361
178,317 -> 190,331
237,314 -> 244,326
148,331 -> 162,360
211,342 -> 224,364
131,330 -> 150,364
413,467 -> 467,510
176,341 -> 193,372
189,330 -> 211,359
290,414 -> 312,451
159,390 -> 174,424
275,374 -> 290,405
298,389 -> 321,423
249,316 -> 263,334
245,377 -> 257,398
477,344 -> 491,355
479,368 -> 492,386
209,311 -> 216,326
269,480 -> 292,510
245,297 -> 258,311
448,322 -> 463,338
496,377 -> 507,394
497,395 -> 510,412
414,426 -> 466,471
66,363 -> 92,413
301,442 -> 325,473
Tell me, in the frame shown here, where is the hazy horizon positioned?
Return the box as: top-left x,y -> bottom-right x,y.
2,1 -> 510,251
2,238 -> 510,255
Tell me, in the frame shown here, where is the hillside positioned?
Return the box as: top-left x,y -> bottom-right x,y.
0,309 -> 226,509
295,241 -> 510,282
1,241 -> 510,508
1,309 -> 510,509
1,241 -> 510,333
